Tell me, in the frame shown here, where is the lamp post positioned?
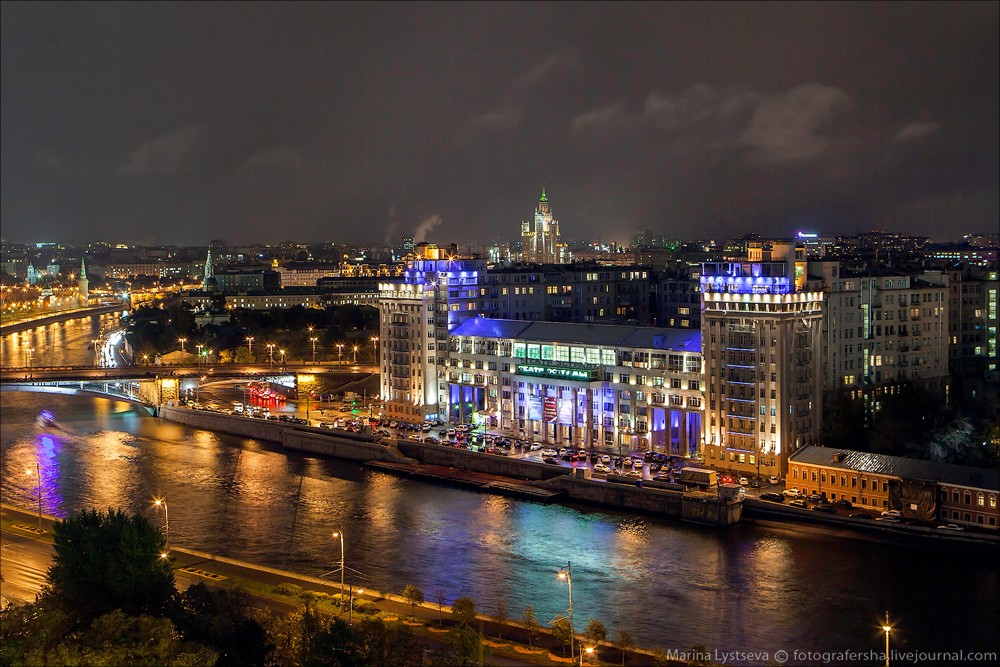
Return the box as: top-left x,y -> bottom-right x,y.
882,611 -> 892,667
178,337 -> 187,356
579,644 -> 594,666
352,345 -> 358,365
279,349 -> 286,369
26,463 -> 42,530
246,336 -> 254,363
349,586 -> 364,625
266,343 -> 276,372
154,497 -> 170,549
196,344 -> 204,369
91,338 -> 100,366
558,562 -> 574,662
310,337 -> 318,364
336,343 -> 344,366
370,336 -> 379,364
332,529 -> 346,615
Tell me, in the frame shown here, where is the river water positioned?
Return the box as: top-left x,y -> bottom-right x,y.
1,317 -> 998,664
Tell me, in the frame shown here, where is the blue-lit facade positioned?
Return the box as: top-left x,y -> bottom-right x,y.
700,241 -> 824,479
378,249 -> 485,422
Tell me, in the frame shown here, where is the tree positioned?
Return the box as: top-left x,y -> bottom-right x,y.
173,582 -> 272,667
520,605 -> 540,648
550,616 -> 573,657
433,588 -> 448,628
451,596 -> 477,627
401,583 -> 424,618
614,629 -> 635,666
491,599 -> 508,639
583,618 -> 607,647
44,507 -> 175,622
429,626 -> 480,666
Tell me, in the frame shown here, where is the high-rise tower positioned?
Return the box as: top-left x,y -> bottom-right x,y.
202,248 -> 215,292
78,256 -> 89,303
520,188 -> 569,264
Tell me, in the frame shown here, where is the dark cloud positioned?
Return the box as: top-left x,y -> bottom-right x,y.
1,2 -> 996,245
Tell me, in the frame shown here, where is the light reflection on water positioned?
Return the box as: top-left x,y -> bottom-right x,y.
1,391 -> 997,663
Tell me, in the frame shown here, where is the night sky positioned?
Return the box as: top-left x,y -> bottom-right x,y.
2,3 -> 997,246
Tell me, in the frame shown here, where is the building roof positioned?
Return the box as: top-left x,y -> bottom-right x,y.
450,318 -> 701,352
789,445 -> 999,491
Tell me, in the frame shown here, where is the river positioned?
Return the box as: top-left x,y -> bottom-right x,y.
1,316 -> 997,664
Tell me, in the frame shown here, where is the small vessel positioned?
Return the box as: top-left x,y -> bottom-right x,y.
36,410 -> 56,427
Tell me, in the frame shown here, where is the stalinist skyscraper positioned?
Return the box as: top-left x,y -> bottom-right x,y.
519,188 -> 569,264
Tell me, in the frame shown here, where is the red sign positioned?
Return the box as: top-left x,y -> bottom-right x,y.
543,397 -> 558,423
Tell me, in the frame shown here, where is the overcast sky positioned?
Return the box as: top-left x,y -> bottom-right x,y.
2,2 -> 997,246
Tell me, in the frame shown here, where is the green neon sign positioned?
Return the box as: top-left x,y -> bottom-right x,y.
516,364 -> 599,382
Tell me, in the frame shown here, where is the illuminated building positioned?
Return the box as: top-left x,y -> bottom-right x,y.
78,256 -> 89,304
519,188 -> 569,264
378,244 -> 485,422
202,248 -> 215,292
700,241 -> 824,479
446,318 -> 702,452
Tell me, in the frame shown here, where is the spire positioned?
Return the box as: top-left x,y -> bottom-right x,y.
203,248 -> 215,291
539,187 -> 547,203
80,256 -> 87,277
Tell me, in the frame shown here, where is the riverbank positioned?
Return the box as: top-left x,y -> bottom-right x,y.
0,503 -> 675,666
156,404 -> 998,545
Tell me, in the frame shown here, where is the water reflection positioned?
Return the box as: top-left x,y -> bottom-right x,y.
0,391 -> 997,661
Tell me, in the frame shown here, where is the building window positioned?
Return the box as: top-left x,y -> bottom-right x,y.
978,493 -> 985,507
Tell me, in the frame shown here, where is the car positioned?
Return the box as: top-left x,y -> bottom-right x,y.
848,512 -> 873,520
425,436 -> 439,444
880,510 -> 902,518
812,504 -> 837,513
644,451 -> 655,461
738,477 -> 749,486
875,516 -> 900,523
719,474 -> 735,485
749,478 -> 761,488
831,499 -> 853,509
446,428 -> 456,436
789,499 -> 807,508
388,421 -> 398,428
768,475 -> 779,485
624,470 -> 643,479
807,494 -> 823,503
649,462 -> 662,472
542,457 -> 559,465
937,524 -> 965,531
760,492 -> 784,502
632,458 -> 644,468
783,488 -> 802,499
529,443 -> 542,451
593,463 -> 611,474
540,448 -> 558,458
422,423 -> 432,432
601,454 -> 611,464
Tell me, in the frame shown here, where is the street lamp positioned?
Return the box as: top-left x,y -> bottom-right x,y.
279,349 -> 286,369
196,344 -> 204,368
336,343 -> 344,366
25,463 -> 42,530
558,562 -> 574,662
178,337 -> 187,355
310,337 -> 318,364
579,644 -> 594,666
91,338 -> 100,366
266,343 -> 276,372
332,529 -> 346,615
882,611 -> 892,667
352,345 -> 358,365
350,586 -> 364,626
370,336 -> 379,364
246,336 -> 254,363
154,497 -> 170,549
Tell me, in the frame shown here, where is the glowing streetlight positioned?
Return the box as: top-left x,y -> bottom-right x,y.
882,611 -> 892,667
279,349 -> 286,369
25,463 -> 42,529
266,343 -> 276,372
178,337 -> 187,355
196,344 -> 204,368
370,336 -> 379,363
558,562 -> 575,661
352,345 -> 358,364
142,354 -> 150,366
246,336 -> 254,362
332,529 -> 346,615
310,337 -> 318,364
154,497 -> 170,549
336,343 -> 344,366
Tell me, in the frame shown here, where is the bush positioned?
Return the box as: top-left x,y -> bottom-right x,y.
273,583 -> 302,597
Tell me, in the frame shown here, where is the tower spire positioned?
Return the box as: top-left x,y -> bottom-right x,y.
539,186 -> 547,203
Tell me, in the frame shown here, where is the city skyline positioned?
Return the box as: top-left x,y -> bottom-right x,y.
2,3 -> 997,246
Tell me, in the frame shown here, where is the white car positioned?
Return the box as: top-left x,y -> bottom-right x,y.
937,523 -> 964,531
529,443 -> 542,451
739,477 -> 749,486
601,454 -> 611,464
541,448 -> 558,458
783,488 -> 802,499
768,475 -> 779,485
880,510 -> 902,518
592,463 -> 612,474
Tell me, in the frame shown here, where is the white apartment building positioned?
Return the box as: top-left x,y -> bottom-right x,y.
701,242 -> 825,479
813,262 -> 949,394
446,318 -> 703,453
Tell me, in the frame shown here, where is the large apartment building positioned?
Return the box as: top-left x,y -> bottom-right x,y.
700,241 -> 825,479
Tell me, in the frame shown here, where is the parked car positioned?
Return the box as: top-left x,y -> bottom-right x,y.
768,475 -> 779,485
849,512 -> 873,519
783,488 -> 802,498
529,443 -> 543,451
541,448 -> 558,458
760,492 -> 784,502
601,454 -> 611,464
593,463 -> 612,474
738,477 -> 750,486
812,504 -> 837,513
807,494 -> 823,503
875,516 -> 901,523
831,499 -> 853,509
542,457 -> 559,465
749,478 -> 761,488
789,499 -> 807,508
880,510 -> 902,518
937,524 -> 965,531
624,470 -> 643,479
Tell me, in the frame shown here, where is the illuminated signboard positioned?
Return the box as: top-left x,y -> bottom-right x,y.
516,364 -> 599,382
